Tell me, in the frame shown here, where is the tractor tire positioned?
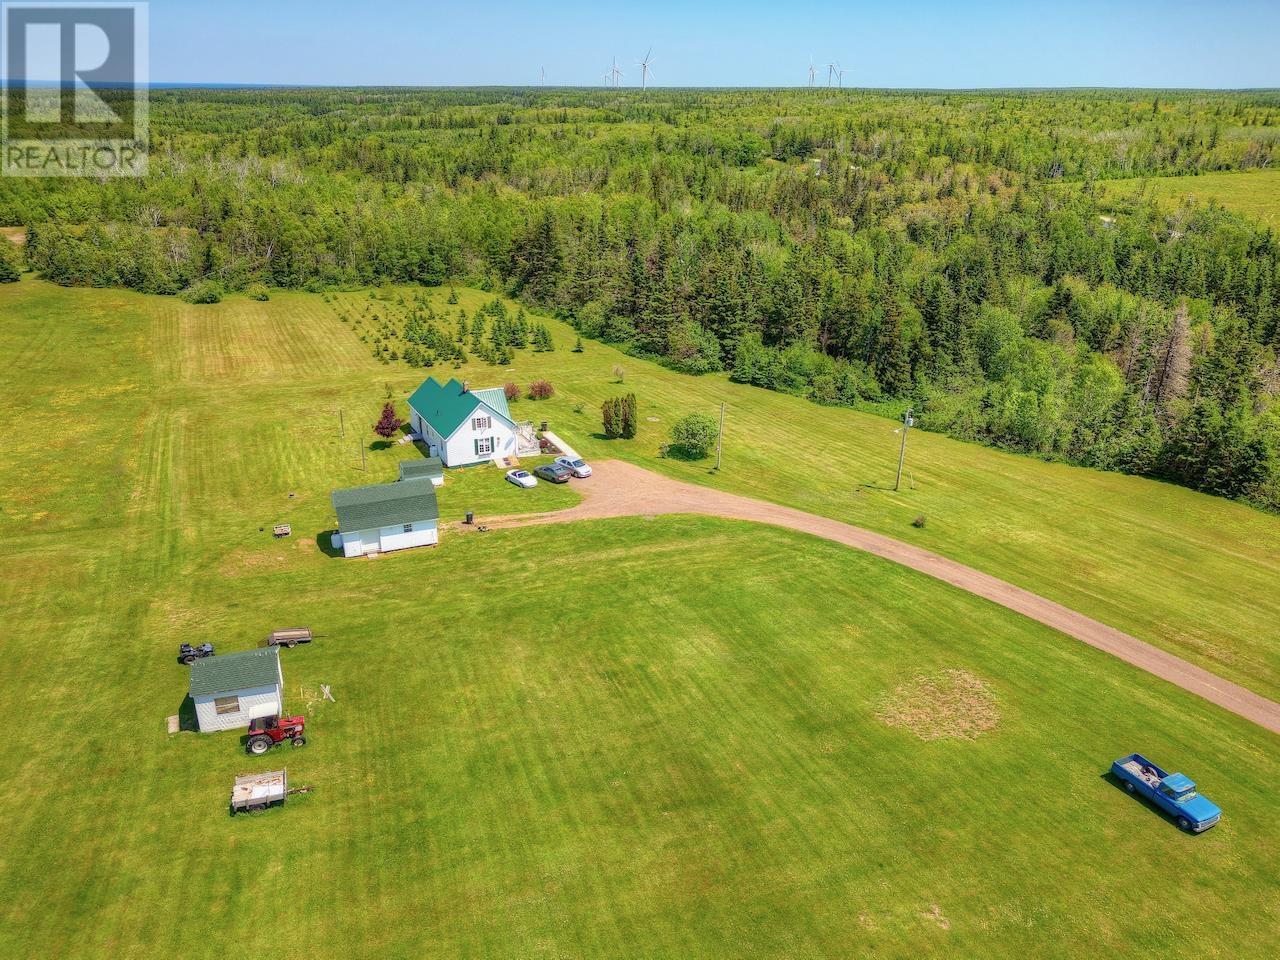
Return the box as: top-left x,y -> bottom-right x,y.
291,735 -> 307,748
1177,817 -> 1191,831
1123,782 -> 1135,793
181,655 -> 195,665
247,736 -> 272,756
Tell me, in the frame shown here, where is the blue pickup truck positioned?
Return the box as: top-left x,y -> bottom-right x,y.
1112,754 -> 1222,832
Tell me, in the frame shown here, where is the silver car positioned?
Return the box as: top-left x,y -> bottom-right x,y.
554,456 -> 592,478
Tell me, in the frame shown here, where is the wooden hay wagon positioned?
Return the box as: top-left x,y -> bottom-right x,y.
231,769 -> 288,814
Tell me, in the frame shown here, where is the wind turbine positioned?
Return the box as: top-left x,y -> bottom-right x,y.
540,66 -> 545,86
836,63 -> 845,88
826,62 -> 837,87
637,47 -> 655,90
808,59 -> 816,88
609,57 -> 624,88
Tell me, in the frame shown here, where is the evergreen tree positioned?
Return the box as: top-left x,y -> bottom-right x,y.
0,247 -> 21,283
873,296 -> 913,396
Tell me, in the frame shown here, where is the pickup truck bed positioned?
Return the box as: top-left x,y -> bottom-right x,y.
1119,758 -> 1162,788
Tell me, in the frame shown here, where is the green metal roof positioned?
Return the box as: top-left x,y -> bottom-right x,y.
190,647 -> 280,697
407,377 -> 514,438
331,478 -> 439,533
471,387 -> 513,424
398,457 -> 444,481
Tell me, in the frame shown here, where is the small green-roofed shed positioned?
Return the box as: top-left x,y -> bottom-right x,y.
189,647 -> 285,732
190,647 -> 281,698
331,478 -> 439,533
398,457 -> 444,483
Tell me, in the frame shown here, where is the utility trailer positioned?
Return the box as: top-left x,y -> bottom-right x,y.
230,769 -> 288,814
263,627 -> 313,648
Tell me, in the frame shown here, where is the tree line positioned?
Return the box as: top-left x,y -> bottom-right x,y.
2,87 -> 1277,507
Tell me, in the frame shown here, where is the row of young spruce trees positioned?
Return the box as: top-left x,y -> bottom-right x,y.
5,88 -> 1279,507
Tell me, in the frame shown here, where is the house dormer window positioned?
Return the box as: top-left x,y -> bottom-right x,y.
472,415 -> 491,431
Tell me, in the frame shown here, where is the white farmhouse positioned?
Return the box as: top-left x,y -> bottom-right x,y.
330,478 -> 440,558
407,377 -> 517,467
190,647 -> 284,733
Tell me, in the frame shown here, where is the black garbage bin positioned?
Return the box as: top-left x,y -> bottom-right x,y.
465,511 -> 474,525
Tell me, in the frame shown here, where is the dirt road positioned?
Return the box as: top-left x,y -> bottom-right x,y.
481,460 -> 1280,735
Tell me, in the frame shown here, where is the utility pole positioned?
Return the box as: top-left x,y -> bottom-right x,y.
338,409 -> 345,439
894,406 -> 914,492
359,440 -> 366,472
715,402 -> 725,471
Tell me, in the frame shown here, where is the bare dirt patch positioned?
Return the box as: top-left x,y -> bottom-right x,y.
218,547 -> 290,576
875,669 -> 1000,741
921,903 -> 951,930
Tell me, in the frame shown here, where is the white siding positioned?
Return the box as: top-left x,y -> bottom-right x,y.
340,518 -> 438,557
376,520 -> 439,552
411,411 -> 449,462
411,399 -> 516,466
341,531 -> 371,558
443,418 -> 516,467
194,683 -> 283,733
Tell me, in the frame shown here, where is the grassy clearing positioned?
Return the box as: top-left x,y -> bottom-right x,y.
435,456 -> 580,522
318,284 -> 1280,701
1101,168 -> 1280,228
2,279 -> 1277,702
1,278 -> 1277,957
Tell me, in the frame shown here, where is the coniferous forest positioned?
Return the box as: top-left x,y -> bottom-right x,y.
3,87 -> 1279,507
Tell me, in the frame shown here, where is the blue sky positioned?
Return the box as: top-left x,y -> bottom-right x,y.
151,0 -> 1279,88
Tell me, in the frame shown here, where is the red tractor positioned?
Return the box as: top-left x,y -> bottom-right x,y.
245,715 -> 307,755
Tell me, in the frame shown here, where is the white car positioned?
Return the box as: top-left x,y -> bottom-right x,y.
505,469 -> 537,489
555,456 -> 592,478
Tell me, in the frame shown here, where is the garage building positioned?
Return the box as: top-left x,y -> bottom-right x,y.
330,478 -> 440,558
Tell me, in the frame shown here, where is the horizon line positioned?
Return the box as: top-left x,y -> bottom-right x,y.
122,82 -> 1280,93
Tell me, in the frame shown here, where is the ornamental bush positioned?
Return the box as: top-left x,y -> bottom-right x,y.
670,413 -> 718,459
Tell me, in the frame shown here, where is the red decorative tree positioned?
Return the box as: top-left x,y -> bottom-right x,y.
373,402 -> 404,439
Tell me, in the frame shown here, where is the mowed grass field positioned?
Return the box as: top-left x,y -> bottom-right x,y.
1102,168 -> 1280,229
326,285 -> 1280,701
0,279 -> 1278,958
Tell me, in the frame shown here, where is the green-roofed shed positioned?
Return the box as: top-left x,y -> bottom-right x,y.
398,456 -> 445,486
330,479 -> 440,557
406,377 -> 518,466
190,647 -> 284,732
